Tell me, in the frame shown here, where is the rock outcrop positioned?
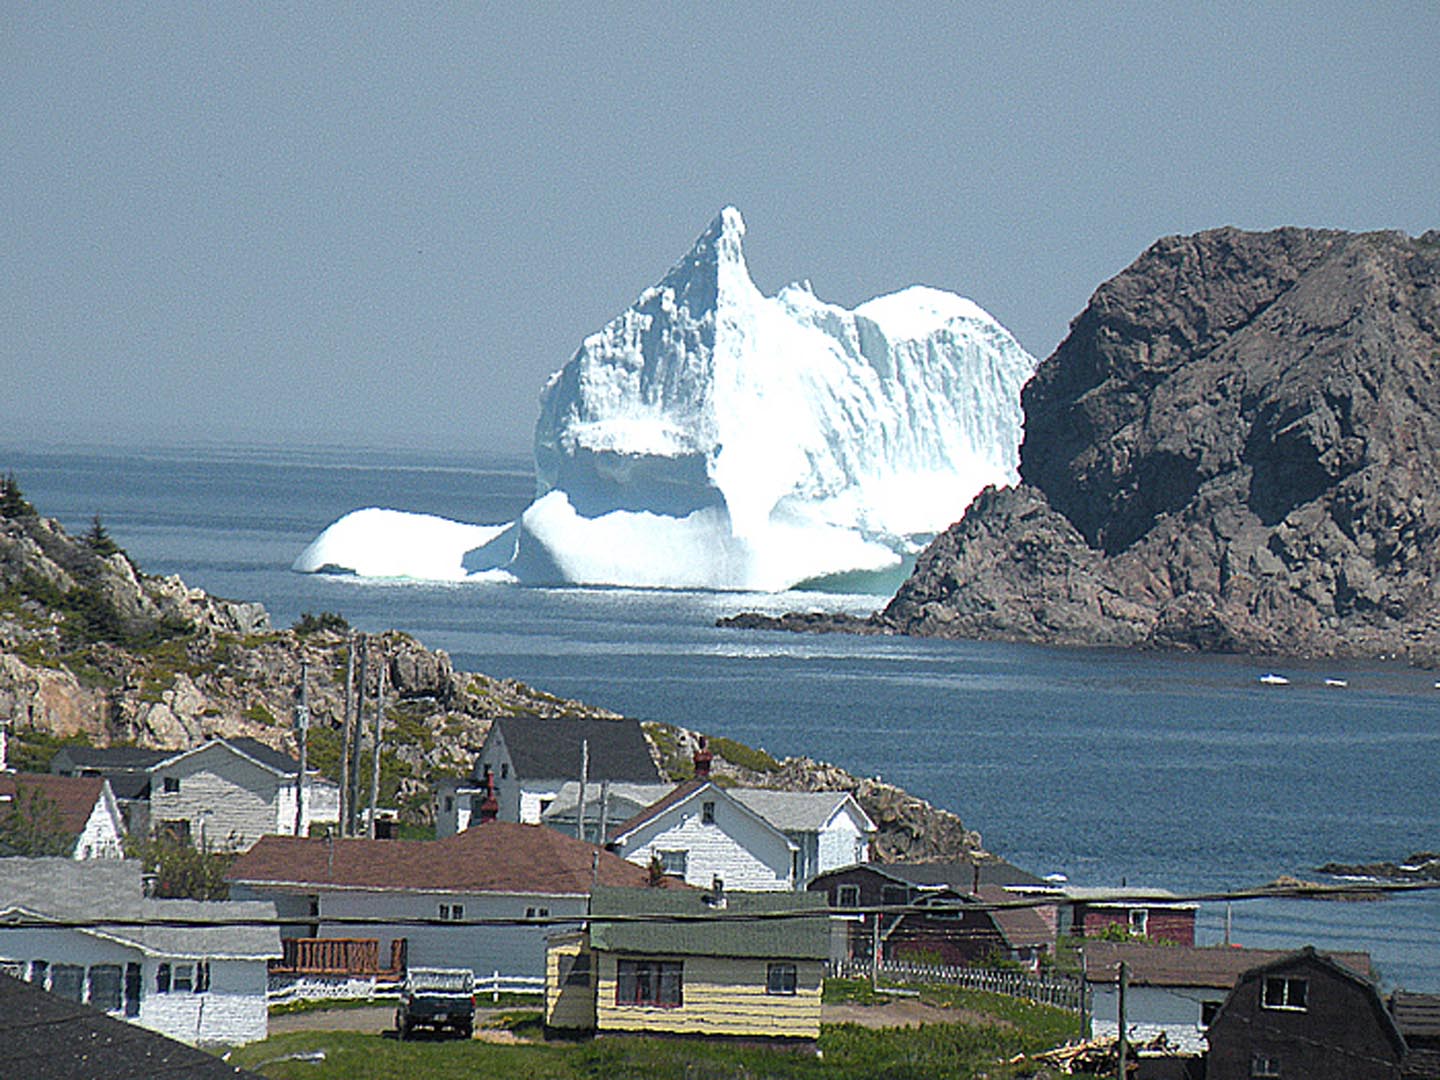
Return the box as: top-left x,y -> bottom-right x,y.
732,227 -> 1440,661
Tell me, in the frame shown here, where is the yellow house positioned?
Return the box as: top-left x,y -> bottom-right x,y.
545,885 -> 830,1043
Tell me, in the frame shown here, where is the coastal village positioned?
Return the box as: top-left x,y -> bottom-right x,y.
0,486 -> 1437,1079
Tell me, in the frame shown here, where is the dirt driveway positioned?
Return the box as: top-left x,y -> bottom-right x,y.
271,999 -> 992,1036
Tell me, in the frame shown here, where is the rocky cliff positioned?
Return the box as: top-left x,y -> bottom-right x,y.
738,227 -> 1440,661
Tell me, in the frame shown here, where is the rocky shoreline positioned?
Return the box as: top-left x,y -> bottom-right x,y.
1316,853 -> 1440,882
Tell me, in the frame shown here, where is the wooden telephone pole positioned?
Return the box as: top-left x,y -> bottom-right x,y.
293,658 -> 309,837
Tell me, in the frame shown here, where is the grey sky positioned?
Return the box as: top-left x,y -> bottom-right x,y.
5,4 -> 1437,455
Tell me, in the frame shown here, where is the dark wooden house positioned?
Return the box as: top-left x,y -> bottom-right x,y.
1206,946 -> 1407,1080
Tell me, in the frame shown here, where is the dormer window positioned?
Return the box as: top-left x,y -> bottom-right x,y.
1262,976 -> 1307,1010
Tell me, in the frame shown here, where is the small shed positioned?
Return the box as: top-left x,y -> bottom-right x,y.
547,885 -> 830,1042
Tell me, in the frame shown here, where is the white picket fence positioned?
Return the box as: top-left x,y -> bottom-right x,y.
473,970 -> 545,1001
827,959 -> 1086,1013
269,970 -> 544,1005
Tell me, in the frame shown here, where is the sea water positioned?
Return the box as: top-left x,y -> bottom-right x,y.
7,442 -> 1439,991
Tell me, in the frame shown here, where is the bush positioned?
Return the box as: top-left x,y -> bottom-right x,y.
293,611 -> 350,636
125,834 -> 238,900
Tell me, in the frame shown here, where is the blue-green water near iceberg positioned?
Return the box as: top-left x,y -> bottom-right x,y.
8,442 -> 1439,991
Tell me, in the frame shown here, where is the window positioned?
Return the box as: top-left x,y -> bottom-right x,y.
0,960 -> 22,979
766,963 -> 797,995
195,960 -> 211,993
1128,908 -> 1149,935
500,763 -> 509,779
162,776 -> 180,794
1251,1054 -> 1281,1077
439,903 -> 465,921
615,959 -> 683,1008
51,964 -> 85,1002
701,801 -> 715,824
172,963 -> 194,992
525,906 -> 550,919
29,959 -> 47,985
88,965 -> 123,1012
156,962 -> 171,993
444,796 -> 454,814
1200,1000 -> 1221,1026
1262,976 -> 1307,1011
658,849 -> 688,877
835,884 -> 860,908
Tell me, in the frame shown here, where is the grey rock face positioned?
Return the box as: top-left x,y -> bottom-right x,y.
882,227 -> 1440,660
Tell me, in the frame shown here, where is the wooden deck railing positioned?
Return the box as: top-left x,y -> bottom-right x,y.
271,937 -> 407,978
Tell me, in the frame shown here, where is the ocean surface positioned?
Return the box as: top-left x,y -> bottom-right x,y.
7,442 -> 1439,991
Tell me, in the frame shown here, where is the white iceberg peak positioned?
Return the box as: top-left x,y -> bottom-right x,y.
298,209 -> 1038,592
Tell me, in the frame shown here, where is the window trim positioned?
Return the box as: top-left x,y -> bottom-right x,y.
1251,1053 -> 1281,1077
88,964 -> 123,1012
162,776 -> 180,794
835,884 -> 860,908
766,962 -> 798,996
1128,908 -> 1149,935
701,800 -> 716,824
615,958 -> 683,1009
1261,975 -> 1308,1011
657,848 -> 688,877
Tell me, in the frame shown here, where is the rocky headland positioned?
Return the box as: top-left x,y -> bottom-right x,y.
727,227 -> 1440,662
0,479 -> 979,859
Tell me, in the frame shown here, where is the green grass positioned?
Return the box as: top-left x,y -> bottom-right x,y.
227,981 -> 1079,1080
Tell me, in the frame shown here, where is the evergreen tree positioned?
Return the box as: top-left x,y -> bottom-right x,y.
0,472 -> 34,518
84,513 -> 121,557
0,787 -> 73,856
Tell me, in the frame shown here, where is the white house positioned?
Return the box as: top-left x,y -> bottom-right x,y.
226,818 -> 668,983
729,789 -> 875,886
148,738 -> 339,850
1082,940 -> 1375,1054
606,779 -> 798,892
437,716 -> 663,835
0,858 -> 279,1046
0,773 -> 125,859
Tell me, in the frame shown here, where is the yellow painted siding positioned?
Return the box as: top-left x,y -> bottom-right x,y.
545,935 -> 596,1031
596,954 -> 822,1039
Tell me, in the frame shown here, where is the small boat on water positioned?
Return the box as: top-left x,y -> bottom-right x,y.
1258,673 -> 1290,686
1324,678 -> 1349,688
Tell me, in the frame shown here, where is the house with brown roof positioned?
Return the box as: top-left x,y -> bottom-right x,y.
0,773 -> 124,860
807,862 -> 1054,970
1205,946 -> 1406,1080
226,818 -> 673,983
1081,940 -> 1373,1056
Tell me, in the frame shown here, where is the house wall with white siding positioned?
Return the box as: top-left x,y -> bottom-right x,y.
274,776 -> 340,836
618,797 -> 794,892
1090,984 -> 1220,1054
594,952 -> 823,1039
74,785 -> 125,859
151,745 -> 281,849
232,884 -> 588,981
816,806 -> 870,876
0,925 -> 268,1045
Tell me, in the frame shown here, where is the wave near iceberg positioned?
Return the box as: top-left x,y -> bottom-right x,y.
294,208 -> 1038,591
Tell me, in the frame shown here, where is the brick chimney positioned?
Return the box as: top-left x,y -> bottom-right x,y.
693,736 -> 712,779
478,767 -> 499,823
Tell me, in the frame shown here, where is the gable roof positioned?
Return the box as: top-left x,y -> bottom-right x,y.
541,782 -> 677,823
730,789 -> 875,834
0,773 -> 111,844
973,885 -> 1054,950
607,780 -> 795,852
150,737 -> 311,778
488,717 -> 661,784
1081,941 -> 1374,988
227,820 -> 669,896
589,886 -> 830,961
0,859 -> 279,960
0,972 -> 267,1080
880,856 -> 1051,891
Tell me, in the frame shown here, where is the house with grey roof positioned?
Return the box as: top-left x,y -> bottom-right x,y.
729,789 -> 874,886
0,858 -> 280,1046
540,781 -> 676,843
436,717 -> 663,836
148,738 -> 339,851
50,745 -> 170,835
0,971 -> 266,1080
546,885 -> 830,1042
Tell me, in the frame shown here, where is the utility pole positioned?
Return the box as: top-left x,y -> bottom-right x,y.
871,911 -> 880,991
293,658 -> 309,837
1117,960 -> 1129,1078
576,739 -> 589,841
349,637 -> 367,836
339,633 -> 355,837
1079,947 -> 1089,1041
596,780 -> 611,847
367,643 -> 385,839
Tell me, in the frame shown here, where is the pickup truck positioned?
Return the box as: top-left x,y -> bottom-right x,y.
395,967 -> 475,1039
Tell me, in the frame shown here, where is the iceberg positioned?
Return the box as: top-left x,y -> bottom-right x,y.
294,208 -> 1038,591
